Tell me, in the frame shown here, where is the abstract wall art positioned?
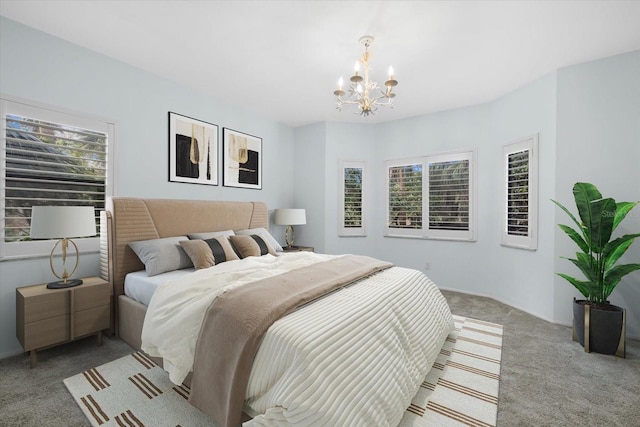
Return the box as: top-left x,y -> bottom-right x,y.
168,112 -> 218,185
222,128 -> 262,189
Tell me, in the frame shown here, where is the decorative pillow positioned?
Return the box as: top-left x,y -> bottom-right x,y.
236,228 -> 283,252
229,234 -> 276,258
180,236 -> 239,270
187,229 -> 235,240
129,236 -> 191,276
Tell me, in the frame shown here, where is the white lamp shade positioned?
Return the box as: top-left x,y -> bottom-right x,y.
274,208 -> 306,226
30,206 -> 97,239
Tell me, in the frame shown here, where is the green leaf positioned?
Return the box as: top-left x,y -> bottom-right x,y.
557,273 -> 591,298
587,197 -> 616,253
572,182 -> 602,237
573,252 -> 598,282
613,201 -> 640,231
558,224 -> 589,254
551,199 -> 583,235
603,233 -> 640,270
603,263 -> 640,299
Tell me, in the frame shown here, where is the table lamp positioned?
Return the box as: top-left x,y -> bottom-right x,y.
274,208 -> 306,249
30,206 -> 97,289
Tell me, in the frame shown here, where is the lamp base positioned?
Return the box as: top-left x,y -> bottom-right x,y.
47,279 -> 83,289
285,225 -> 295,248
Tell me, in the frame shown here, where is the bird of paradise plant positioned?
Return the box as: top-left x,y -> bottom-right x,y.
552,182 -> 640,306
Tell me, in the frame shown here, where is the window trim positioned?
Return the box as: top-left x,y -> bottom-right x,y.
1,96 -> 116,260
338,160 -> 367,237
384,149 -> 477,241
501,134 -> 538,250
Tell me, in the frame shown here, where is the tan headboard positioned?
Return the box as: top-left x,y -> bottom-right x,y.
100,197 -> 268,300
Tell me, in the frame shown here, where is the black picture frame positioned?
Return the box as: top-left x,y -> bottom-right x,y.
222,127 -> 262,189
168,112 -> 218,185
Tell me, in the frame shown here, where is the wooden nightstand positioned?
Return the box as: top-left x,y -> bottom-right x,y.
282,246 -> 314,252
16,276 -> 110,368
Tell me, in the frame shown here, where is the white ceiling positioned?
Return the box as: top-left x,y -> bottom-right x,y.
2,1 -> 640,128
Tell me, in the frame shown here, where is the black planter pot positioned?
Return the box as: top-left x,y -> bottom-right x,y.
572,299 -> 626,357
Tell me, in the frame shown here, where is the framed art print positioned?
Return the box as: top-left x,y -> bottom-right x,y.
169,112 -> 218,185
223,127 -> 262,189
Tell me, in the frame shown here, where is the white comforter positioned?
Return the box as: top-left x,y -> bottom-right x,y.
141,252 -> 454,426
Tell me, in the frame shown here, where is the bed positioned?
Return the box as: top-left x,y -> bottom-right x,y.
100,197 -> 454,427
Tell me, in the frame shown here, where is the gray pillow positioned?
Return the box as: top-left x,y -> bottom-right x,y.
236,228 -> 283,252
129,236 -> 191,276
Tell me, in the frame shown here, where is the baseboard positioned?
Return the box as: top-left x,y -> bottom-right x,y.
0,348 -> 24,360
439,287 -> 639,341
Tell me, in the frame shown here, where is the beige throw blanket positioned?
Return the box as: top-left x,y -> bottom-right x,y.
188,255 -> 393,427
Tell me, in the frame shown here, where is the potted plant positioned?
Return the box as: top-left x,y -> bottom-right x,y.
552,182 -> 640,357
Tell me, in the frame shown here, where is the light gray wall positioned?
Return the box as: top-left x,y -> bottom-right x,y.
554,50 -> 640,338
488,73 -> 558,322
292,52 -> 640,339
292,123 -> 327,252
0,17 -> 295,358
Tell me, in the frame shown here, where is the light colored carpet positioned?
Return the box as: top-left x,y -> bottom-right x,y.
3,291 -> 638,426
64,315 -> 502,427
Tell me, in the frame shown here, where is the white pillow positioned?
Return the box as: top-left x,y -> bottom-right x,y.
236,228 -> 283,252
129,236 -> 191,276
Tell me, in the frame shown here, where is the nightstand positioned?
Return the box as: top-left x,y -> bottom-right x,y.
16,277 -> 110,368
282,246 -> 314,252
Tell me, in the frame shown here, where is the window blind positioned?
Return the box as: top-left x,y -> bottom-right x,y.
501,134 -> 537,250
4,114 -> 107,243
506,150 -> 529,237
343,167 -> 363,228
428,159 -> 469,231
388,163 -> 423,229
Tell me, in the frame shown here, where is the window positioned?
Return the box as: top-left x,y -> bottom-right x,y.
338,161 -> 366,236
385,149 -> 477,241
386,158 -> 423,237
1,97 -> 115,258
502,135 -> 538,250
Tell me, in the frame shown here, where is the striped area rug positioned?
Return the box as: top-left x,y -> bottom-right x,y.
64,315 -> 502,427
399,315 -> 503,427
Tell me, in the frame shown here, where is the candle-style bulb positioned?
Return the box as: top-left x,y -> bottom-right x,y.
388,66 -> 394,79
354,62 -> 360,74
338,77 -> 344,90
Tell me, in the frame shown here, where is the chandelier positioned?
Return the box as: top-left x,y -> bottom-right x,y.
333,35 -> 398,116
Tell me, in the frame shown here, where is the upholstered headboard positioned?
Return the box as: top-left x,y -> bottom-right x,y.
100,197 -> 268,300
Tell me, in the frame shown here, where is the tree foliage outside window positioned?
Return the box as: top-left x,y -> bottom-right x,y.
428,160 -> 469,230
388,164 -> 422,229
344,167 -> 363,228
501,135 -> 538,250
506,150 -> 529,236
339,161 -> 366,236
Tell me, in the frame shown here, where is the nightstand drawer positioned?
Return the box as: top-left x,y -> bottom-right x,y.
74,283 -> 110,311
16,276 -> 111,368
19,291 -> 69,323
22,315 -> 70,350
74,305 -> 110,337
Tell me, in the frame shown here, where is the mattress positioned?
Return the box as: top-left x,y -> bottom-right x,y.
124,268 -> 195,306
